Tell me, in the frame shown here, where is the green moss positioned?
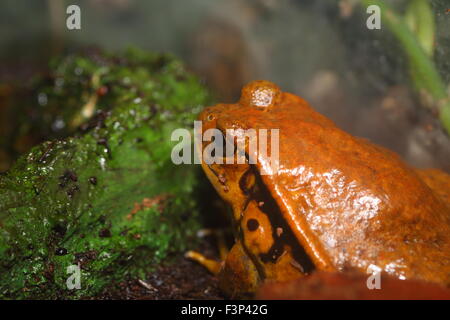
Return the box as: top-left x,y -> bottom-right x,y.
0,48 -> 211,299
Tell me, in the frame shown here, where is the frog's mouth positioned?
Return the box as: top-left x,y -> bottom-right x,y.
242,167 -> 316,279
202,129 -> 316,279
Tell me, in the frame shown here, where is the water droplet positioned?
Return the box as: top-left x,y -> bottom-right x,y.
52,118 -> 65,131
55,78 -> 64,88
38,93 -> 48,106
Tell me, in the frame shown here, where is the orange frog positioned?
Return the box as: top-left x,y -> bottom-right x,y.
187,80 -> 450,298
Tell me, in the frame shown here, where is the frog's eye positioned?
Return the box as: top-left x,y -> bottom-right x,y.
207,114 -> 215,121
239,169 -> 256,195
239,80 -> 281,110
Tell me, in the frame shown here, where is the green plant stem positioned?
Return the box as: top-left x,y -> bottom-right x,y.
361,0 -> 450,135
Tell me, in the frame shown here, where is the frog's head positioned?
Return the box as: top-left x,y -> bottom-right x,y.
197,81 -> 317,288
197,80 -> 283,218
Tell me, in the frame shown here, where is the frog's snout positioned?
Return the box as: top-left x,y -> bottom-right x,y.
239,80 -> 282,110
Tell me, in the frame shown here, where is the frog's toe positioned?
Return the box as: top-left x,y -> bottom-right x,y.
185,250 -> 222,275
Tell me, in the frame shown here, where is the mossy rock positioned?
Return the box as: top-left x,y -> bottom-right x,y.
0,48 -> 211,299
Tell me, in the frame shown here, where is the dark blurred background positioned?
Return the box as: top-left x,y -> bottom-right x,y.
1,0 -> 449,171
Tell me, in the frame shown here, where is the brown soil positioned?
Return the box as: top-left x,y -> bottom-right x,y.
95,237 -> 224,300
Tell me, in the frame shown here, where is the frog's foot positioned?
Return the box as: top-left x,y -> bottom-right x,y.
185,250 -> 222,275
185,228 -> 226,275
187,241 -> 261,297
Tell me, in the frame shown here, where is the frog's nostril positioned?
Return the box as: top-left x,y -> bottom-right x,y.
247,218 -> 260,231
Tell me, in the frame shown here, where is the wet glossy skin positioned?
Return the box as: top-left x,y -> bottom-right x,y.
198,80 -> 450,297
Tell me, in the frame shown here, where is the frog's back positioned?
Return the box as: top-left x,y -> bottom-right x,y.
227,81 -> 450,285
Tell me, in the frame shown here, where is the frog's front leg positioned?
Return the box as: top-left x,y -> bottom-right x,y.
184,228 -> 229,274
218,240 -> 261,297
186,240 -> 260,298
185,249 -> 223,275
